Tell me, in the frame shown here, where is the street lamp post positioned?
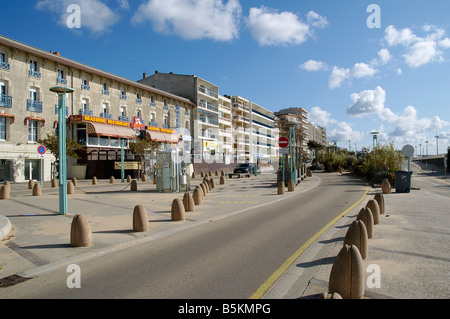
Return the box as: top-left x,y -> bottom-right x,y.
287,122 -> 297,185
435,134 -> 439,155
50,86 -> 74,215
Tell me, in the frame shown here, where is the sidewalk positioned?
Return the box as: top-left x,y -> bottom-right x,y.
1,171 -> 449,299
264,175 -> 450,299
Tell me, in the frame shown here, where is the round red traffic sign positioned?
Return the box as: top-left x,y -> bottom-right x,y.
37,145 -> 46,155
278,136 -> 289,148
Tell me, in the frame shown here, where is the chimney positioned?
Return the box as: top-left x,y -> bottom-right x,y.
143,73 -> 147,79
155,70 -> 159,74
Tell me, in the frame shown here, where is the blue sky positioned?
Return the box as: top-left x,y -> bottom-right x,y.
1,0 -> 450,154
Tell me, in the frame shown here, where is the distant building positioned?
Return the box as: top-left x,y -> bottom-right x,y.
274,107 -> 309,152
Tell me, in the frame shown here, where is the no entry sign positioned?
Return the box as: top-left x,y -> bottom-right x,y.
278,136 -> 289,148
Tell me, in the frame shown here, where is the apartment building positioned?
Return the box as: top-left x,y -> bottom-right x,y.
306,122 -> 327,146
139,72 -> 221,162
274,107 -> 309,153
0,35 -> 194,183
249,101 -> 277,162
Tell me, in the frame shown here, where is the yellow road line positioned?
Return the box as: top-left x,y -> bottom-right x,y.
249,184 -> 370,299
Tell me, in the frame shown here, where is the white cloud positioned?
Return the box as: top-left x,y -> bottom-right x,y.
132,0 -> 242,41
384,24 -> 450,68
36,0 -> 120,34
376,48 -> 392,65
347,87 -> 450,140
247,7 -> 327,46
299,59 -> 328,71
328,63 -> 377,89
328,122 -> 363,143
308,106 -> 336,127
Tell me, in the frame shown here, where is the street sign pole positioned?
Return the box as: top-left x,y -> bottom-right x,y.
37,145 -> 46,189
50,87 -> 74,215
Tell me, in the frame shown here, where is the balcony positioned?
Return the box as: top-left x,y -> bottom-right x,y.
54,105 -> 68,116
57,77 -> 68,85
81,84 -> 90,91
120,94 -> 127,100
102,89 -> 110,96
79,109 -> 93,116
29,70 -> 41,78
0,94 -> 12,108
27,99 -> 43,113
119,115 -> 130,122
100,112 -> 113,119
0,61 -> 10,70
198,86 -> 218,99
198,116 -> 218,126
149,121 -> 158,127
150,102 -> 156,107
136,98 -> 142,104
198,100 -> 218,112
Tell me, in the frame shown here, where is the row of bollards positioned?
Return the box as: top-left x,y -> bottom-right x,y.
277,168 -> 312,195
326,192 -> 385,299
70,171 -> 230,247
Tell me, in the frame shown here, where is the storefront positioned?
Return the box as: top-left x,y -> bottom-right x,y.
69,115 -> 183,180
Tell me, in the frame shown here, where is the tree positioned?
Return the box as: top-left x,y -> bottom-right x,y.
128,134 -> 161,177
38,133 -> 83,161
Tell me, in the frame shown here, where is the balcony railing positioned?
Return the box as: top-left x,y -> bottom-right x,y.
198,116 -> 219,126
0,61 -> 10,70
150,102 -> 156,107
100,112 -> 113,119
198,86 -> 218,99
198,100 -> 218,112
79,109 -> 93,116
29,70 -> 41,78
57,77 -> 68,85
149,121 -> 158,127
102,89 -> 110,96
0,94 -> 12,108
136,98 -> 142,104
54,105 -> 68,116
27,99 -> 43,113
81,84 -> 90,91
119,115 -> 130,122
120,94 -> 127,100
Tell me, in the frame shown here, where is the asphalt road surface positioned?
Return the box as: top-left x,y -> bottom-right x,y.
3,172 -> 368,299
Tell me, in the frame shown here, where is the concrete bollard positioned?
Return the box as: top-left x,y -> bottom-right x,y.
51,178 -> 57,188
356,207 -> 374,238
328,244 -> 365,299
374,193 -> 385,215
92,176 -> 97,185
287,179 -> 295,192
127,175 -> 132,183
110,176 -> 115,184
208,171 -> 212,177
142,175 -> 146,182
67,181 -> 74,194
381,178 -> 391,194
153,176 -> 157,184
209,178 -> 215,189
183,192 -> 195,212
221,170 -> 225,176
202,181 -> 209,193
71,177 -> 77,187
32,183 -> 42,196
28,179 -> 34,189
343,220 -> 368,259
277,181 -> 285,195
130,180 -> 138,191
193,187 -> 203,205
133,204 -> 149,232
70,214 -> 92,247
0,184 -> 10,200
307,170 -> 312,177
215,170 -> 218,176
200,171 -> 204,177
171,198 -> 185,221
220,175 -> 226,185
321,292 -> 343,299
192,172 -> 196,179
366,199 -> 380,225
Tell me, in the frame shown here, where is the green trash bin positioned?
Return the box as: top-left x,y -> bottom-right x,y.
394,170 -> 412,193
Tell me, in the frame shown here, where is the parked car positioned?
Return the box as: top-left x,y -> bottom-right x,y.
234,163 -> 253,174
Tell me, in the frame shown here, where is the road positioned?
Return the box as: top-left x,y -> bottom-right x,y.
2,172 -> 368,299
410,162 -> 450,198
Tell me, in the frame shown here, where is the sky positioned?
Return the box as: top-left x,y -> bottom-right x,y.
1,0 -> 450,154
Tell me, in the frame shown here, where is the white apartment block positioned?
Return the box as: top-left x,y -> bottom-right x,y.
275,107 -> 309,153
0,35 -> 194,183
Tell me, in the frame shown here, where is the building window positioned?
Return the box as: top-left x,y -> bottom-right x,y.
28,120 -> 38,143
136,93 -> 142,104
81,79 -> 90,91
57,69 -> 67,84
80,99 -> 92,115
0,52 -> 10,70
102,83 -> 109,95
28,88 -> 43,113
0,117 -> 6,140
120,89 -> 127,100
29,60 -> 41,78
0,81 -> 12,108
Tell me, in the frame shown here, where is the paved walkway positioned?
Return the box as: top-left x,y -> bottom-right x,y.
1,169 -> 449,299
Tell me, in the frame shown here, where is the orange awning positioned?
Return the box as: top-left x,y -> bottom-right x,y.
146,130 -> 180,143
87,122 -> 136,139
